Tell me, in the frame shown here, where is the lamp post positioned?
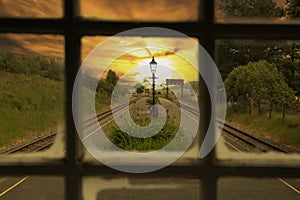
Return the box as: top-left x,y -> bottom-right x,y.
149,57 -> 157,105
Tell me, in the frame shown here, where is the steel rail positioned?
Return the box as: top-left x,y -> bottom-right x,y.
177,100 -> 298,153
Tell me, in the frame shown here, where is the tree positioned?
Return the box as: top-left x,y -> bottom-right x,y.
225,60 -> 295,119
135,84 -> 145,94
106,69 -> 119,87
0,52 -> 63,80
286,0 -> 300,18
47,59 -> 64,81
96,79 -> 111,95
216,40 -> 300,98
276,60 -> 300,97
219,0 -> 285,18
216,40 -> 281,80
96,69 -> 120,96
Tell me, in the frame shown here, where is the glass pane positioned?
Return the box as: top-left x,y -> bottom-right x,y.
0,34 -> 64,155
81,0 -> 199,22
216,40 -> 300,153
0,0 -> 62,18
215,0 -> 300,23
84,177 -> 200,200
218,177 -> 300,200
80,35 -> 200,172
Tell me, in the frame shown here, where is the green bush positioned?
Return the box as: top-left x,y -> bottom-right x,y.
0,52 -> 63,81
145,97 -> 159,105
108,119 -> 189,151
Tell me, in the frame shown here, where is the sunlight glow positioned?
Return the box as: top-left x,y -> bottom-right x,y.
133,58 -> 175,85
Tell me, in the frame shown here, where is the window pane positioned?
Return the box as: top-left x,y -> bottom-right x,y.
81,0 -> 199,22
218,177 -> 300,200
80,36 -> 200,171
216,40 -> 300,153
215,0 -> 300,23
0,176 -> 64,199
0,34 -> 64,155
84,177 -> 200,200
0,0 -> 62,18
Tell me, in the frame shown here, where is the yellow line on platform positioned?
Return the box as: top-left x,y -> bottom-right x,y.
0,176 -> 29,197
226,139 -> 300,196
277,178 -> 300,195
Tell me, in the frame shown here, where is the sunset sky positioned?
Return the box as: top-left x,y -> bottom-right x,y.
0,0 -> 198,20
81,36 -> 199,84
1,0 -> 289,86
0,0 -> 200,84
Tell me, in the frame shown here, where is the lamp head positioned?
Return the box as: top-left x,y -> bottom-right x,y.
149,56 -> 157,73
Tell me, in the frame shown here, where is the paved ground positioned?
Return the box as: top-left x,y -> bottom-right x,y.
0,176 -> 63,200
131,97 -> 182,122
95,177 -> 300,200
1,176 -> 299,200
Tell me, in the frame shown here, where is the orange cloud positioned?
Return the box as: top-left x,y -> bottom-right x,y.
0,0 -> 199,84
0,34 -> 64,59
0,0 -> 62,18
81,36 -> 199,83
81,0 -> 199,22
0,0 -> 198,20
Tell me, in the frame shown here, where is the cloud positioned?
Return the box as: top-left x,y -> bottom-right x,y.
0,0 -> 198,20
81,0 -> 198,21
0,0 -> 62,18
80,36 -> 198,84
0,1 -> 198,60
0,34 -> 64,59
0,1 -> 199,83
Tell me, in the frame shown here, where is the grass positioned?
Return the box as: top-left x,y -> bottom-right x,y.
0,71 -> 64,147
107,118 -> 189,151
145,97 -> 159,105
226,107 -> 300,148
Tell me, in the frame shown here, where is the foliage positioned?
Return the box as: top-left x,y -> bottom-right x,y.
219,0 -> 300,19
96,69 -> 119,96
135,83 -> 145,94
108,118 -> 188,151
225,60 -> 295,118
94,69 -> 123,110
96,79 -> 113,95
106,69 -> 119,87
216,40 -> 300,96
286,0 -> 300,18
219,0 -> 285,18
145,97 -> 159,105
276,60 -> 300,96
0,52 -> 63,80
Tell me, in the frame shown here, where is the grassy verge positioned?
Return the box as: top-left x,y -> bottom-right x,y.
226,108 -> 300,148
0,71 -> 64,147
107,118 -> 189,151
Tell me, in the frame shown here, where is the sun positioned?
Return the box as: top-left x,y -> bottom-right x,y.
132,58 -> 175,85
101,47 -> 198,86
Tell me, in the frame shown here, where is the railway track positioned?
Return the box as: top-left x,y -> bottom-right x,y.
177,100 -> 298,153
83,99 -> 137,128
4,132 -> 57,154
4,99 -> 138,154
222,123 -> 298,153
5,97 -> 296,154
